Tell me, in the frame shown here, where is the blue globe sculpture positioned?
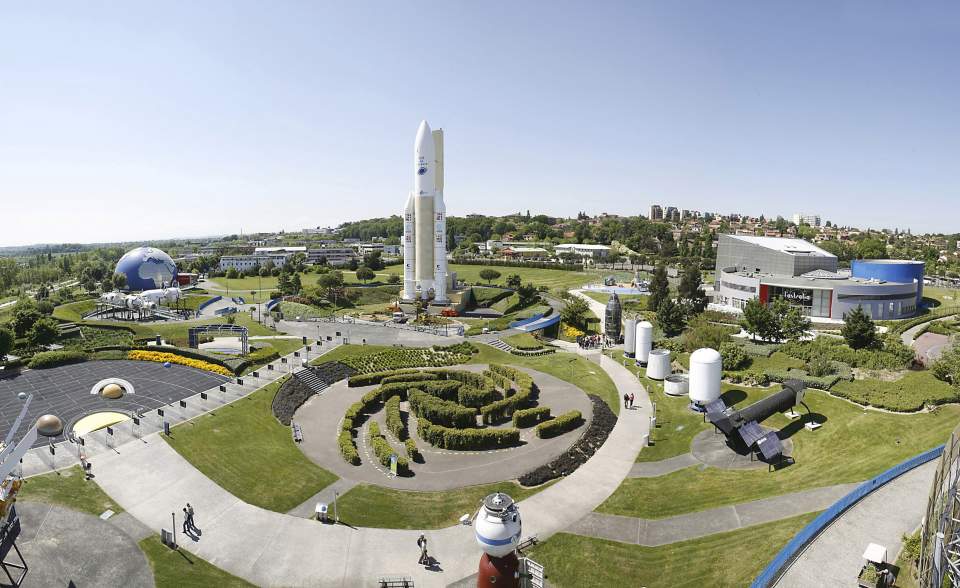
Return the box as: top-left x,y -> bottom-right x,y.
115,247 -> 178,291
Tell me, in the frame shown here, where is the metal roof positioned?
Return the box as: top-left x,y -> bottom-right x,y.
727,235 -> 835,258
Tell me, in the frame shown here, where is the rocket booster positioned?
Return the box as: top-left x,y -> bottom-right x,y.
402,120 -> 448,302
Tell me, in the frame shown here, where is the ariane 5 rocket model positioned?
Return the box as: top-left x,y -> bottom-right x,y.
403,120 -> 449,303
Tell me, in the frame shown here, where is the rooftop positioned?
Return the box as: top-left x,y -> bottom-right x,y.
727,234 -> 835,258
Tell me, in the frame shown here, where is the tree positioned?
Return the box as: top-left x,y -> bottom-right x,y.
278,272 -> 291,295
28,317 -> 59,347
479,269 -> 501,285
781,306 -> 811,342
348,258 -> 359,271
506,274 -> 522,289
356,266 -> 376,283
740,298 -> 773,342
225,267 -> 239,279
363,250 -> 385,271
317,271 -> 344,289
516,283 -> 539,307
387,273 -> 400,285
647,264 -> 669,311
112,272 -> 127,291
291,273 -> 302,294
560,297 -> 589,329
656,298 -> 686,337
0,327 -> 13,361
678,263 -> 707,316
719,341 -> 749,370
856,237 -> 887,260
842,305 -> 878,349
11,299 -> 40,338
681,316 -> 730,352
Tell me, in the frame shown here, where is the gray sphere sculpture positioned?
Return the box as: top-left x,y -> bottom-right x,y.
36,414 -> 64,437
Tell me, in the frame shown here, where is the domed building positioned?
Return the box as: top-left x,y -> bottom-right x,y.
115,246 -> 178,291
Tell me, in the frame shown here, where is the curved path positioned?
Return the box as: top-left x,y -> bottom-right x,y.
774,459 -> 936,587
293,366 -> 594,490
89,354 -> 649,587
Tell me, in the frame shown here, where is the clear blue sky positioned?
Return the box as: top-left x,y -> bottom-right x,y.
2,2 -> 958,246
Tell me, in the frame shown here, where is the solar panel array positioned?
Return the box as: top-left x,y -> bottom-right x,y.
738,420 -> 766,447
705,398 -> 727,417
756,431 -> 784,461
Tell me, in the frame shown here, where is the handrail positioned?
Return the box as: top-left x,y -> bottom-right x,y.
751,445 -> 945,587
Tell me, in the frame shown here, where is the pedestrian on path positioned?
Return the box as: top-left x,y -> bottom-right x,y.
629,393 -> 635,409
623,393 -> 629,409
186,503 -> 197,532
182,508 -> 191,534
417,533 -> 429,565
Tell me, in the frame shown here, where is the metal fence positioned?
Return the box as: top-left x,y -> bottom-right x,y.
751,445 -> 945,588
917,427 -> 960,587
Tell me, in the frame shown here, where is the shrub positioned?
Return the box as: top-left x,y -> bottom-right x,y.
416,380 -> 462,401
806,354 -> 834,377
342,417 -> 353,432
385,395 -> 405,440
368,424 -> 409,475
344,401 -> 364,422
536,410 -> 584,438
338,431 -> 360,465
764,368 -> 840,390
348,369 -> 419,387
408,389 -> 477,428
340,346 -> 474,374
369,420 -> 381,438
481,364 -> 538,423
417,417 -> 520,450
513,406 -> 551,428
405,438 -> 420,460
27,350 -> 88,369
458,384 -> 501,408
719,342 -> 750,370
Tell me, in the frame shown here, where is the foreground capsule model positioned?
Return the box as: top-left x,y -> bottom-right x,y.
475,492 -> 522,588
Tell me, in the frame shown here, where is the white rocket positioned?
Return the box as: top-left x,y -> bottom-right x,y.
403,120 -> 448,303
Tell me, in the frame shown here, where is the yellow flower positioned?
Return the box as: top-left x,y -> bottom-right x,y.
126,350 -> 232,376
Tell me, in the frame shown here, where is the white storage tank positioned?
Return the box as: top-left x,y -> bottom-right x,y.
689,347 -> 722,405
664,373 -> 689,397
635,321 -> 653,365
646,349 -> 671,380
624,317 -> 637,358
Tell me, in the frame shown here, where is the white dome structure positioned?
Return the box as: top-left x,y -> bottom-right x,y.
635,321 -> 653,364
689,347 -> 722,404
646,349 -> 671,380
475,493 -> 522,558
623,318 -> 637,358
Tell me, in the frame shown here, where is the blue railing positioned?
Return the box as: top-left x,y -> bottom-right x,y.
509,312 -> 546,329
751,445 -> 944,587
196,295 -> 222,313
264,298 -> 280,311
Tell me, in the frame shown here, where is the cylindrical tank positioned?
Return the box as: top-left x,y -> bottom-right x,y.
664,373 -> 689,397
623,318 -> 637,357
646,349 -> 671,380
635,321 -> 653,365
689,347 -> 722,404
475,493 -> 522,558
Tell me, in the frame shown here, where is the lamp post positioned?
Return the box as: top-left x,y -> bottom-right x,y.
333,491 -> 339,523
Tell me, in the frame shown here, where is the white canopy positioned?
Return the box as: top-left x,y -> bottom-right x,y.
863,542 -> 887,564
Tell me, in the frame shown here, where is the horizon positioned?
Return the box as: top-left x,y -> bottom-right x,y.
3,2 -> 959,246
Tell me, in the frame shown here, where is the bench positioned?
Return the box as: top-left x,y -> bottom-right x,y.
517,534 -> 539,552
292,423 -> 304,443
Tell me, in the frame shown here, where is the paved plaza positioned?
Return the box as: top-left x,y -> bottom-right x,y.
0,361 -> 230,448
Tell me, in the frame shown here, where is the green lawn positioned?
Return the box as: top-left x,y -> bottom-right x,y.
381,263 -> 599,291
527,512 -> 817,588
20,465 -> 122,516
502,332 -> 544,350
164,376 -> 337,512
335,481 -> 551,529
599,388 -> 960,519
53,298 -> 98,321
140,536 -> 254,588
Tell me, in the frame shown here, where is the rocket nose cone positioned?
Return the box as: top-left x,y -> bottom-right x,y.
415,120 -> 433,146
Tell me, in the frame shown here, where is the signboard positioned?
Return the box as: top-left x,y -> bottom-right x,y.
200,392 -> 208,401
157,408 -> 165,417
179,400 -> 187,409
771,286 -> 814,306
390,454 -> 398,476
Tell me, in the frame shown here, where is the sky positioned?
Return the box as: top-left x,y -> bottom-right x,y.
2,2 -> 959,246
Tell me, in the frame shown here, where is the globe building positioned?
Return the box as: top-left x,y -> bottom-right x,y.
115,247 -> 178,291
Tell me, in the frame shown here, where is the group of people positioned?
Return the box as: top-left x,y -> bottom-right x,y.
182,502 -> 200,538
623,392 -> 636,409
576,334 -> 614,349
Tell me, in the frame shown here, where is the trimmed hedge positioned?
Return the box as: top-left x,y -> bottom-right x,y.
339,343 -> 477,374
385,395 -> 406,440
417,417 -> 520,450
381,372 -> 440,385
458,384 -> 501,408
27,350 -> 88,369
368,423 -> 410,475
480,364 -> 538,424
764,368 -> 840,390
513,406 -> 552,428
536,410 -> 583,438
338,430 -> 360,465
405,438 -> 420,460
348,369 -> 418,387
408,389 -> 477,428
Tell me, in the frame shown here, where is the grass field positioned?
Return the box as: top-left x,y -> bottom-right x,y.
140,536 -> 255,588
53,298 -> 98,321
164,376 -> 337,512
20,465 -> 122,516
335,481 -> 552,529
599,385 -> 960,518
527,512 -> 817,588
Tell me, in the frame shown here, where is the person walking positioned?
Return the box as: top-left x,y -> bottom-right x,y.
629,392 -> 635,409
417,533 -> 429,565
182,508 -> 191,534
186,503 -> 197,532
623,393 -> 629,409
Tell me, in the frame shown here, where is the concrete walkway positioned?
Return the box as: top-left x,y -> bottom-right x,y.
567,482 -> 858,547
89,354 -> 651,587
775,460 -> 937,587
629,453 -> 700,478
570,289 -> 607,331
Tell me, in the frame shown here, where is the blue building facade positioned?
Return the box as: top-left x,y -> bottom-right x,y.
851,259 -> 925,308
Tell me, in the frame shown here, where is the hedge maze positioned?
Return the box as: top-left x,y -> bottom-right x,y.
336,363 -> 587,476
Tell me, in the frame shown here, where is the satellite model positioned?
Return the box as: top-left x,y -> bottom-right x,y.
706,380 -> 808,463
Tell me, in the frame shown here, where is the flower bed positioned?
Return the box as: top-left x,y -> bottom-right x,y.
126,350 -> 233,376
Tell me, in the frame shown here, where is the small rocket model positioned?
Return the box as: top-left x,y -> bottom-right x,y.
403,120 -> 449,303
